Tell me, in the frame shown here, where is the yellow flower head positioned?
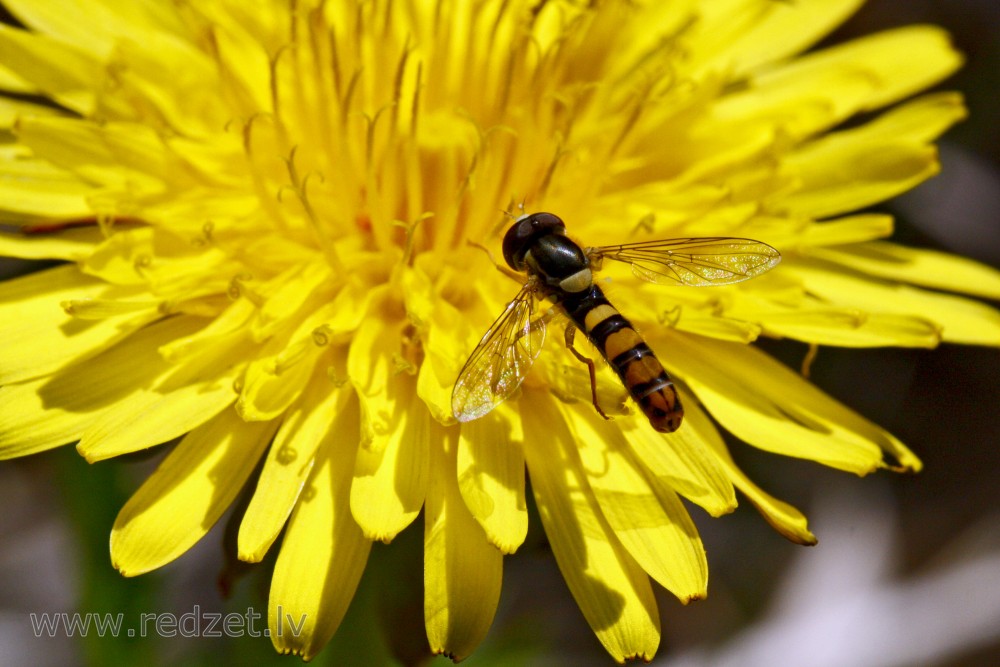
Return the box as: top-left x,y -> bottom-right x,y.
2,0 -> 999,662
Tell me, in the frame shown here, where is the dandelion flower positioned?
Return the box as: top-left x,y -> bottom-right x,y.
2,0 -> 999,662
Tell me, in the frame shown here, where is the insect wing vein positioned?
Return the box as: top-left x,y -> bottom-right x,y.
451,285 -> 545,422
591,237 -> 781,286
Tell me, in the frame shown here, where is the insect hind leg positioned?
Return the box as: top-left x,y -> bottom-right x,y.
564,324 -> 611,421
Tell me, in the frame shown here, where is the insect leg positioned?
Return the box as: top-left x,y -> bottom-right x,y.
467,240 -> 523,283
507,303 -> 556,353
564,324 -> 611,421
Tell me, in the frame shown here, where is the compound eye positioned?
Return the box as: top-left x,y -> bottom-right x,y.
501,212 -> 566,270
501,218 -> 533,270
529,212 -> 564,233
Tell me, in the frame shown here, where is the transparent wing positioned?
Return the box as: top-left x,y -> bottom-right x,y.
590,237 -> 781,286
452,284 -> 546,422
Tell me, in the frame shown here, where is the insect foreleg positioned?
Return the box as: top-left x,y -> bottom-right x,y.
467,239 -> 524,283
564,324 -> 611,421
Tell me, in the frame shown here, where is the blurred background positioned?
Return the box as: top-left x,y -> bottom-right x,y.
1,1 -> 998,665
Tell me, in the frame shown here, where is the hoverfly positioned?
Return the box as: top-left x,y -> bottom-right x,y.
451,212 -> 780,432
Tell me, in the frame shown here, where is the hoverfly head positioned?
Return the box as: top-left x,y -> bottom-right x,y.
502,212 -> 566,271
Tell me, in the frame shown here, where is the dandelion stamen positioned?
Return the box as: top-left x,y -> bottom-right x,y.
281,147 -> 344,272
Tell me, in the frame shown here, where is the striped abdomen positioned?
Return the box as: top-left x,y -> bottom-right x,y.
561,285 -> 683,433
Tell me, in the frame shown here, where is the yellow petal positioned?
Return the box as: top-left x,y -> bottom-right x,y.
522,391 -> 660,663
75,226 -> 234,304
780,214 -> 895,248
0,147 -> 93,220
77,331 -> 250,461
0,60 -> 35,94
719,28 -> 962,140
619,399 -> 737,518
791,261 -> 1000,346
802,215 -> 895,245
855,92 -> 967,145
0,23 -> 99,114
61,297 -> 163,320
238,378 -> 351,563
102,228 -> 232,295
782,92 -> 964,219
116,41 -> 227,137
762,311 -> 940,348
783,139 -> 939,219
4,0 -> 183,59
268,402 -> 371,660
0,95 -> 64,128
79,226 -> 157,286
681,398 -> 816,545
715,0 -> 865,75
425,424 -> 502,661
0,314 -> 206,458
0,264 -> 156,383
686,0 -> 777,74
204,13 -> 271,118
615,282 -> 764,344
251,261 -> 336,340
237,332 -> 320,422
111,410 -> 278,576
657,331 -> 920,473
347,288 -> 403,446
754,26 -> 962,115
82,121 -> 174,187
16,117 -> 166,194
413,275 -> 469,425
417,323 -> 462,425
456,404 -> 528,554
0,375 -> 90,458
350,379 -> 429,542
808,241 -> 1000,300
158,299 -> 256,362
564,404 -> 708,602
237,286 -> 360,423
674,315 -> 762,343
727,293 -> 942,348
